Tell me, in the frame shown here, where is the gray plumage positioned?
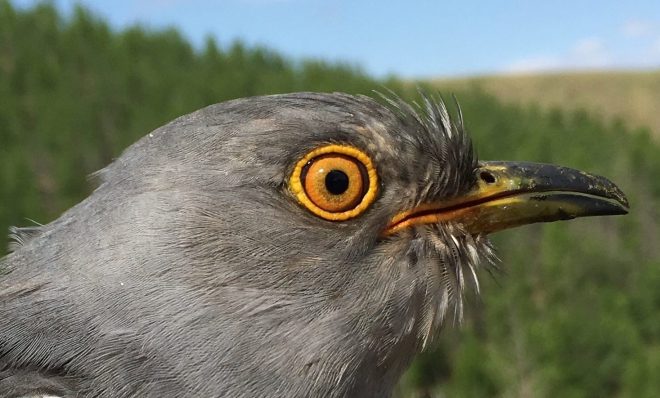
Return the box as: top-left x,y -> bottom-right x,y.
0,92 -> 625,398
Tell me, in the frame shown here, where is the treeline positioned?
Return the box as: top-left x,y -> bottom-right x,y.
1,2 -> 659,397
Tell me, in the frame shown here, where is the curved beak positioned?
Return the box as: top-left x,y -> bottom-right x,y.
385,161 -> 629,236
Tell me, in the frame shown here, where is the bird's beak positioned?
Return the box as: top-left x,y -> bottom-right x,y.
385,161 -> 629,236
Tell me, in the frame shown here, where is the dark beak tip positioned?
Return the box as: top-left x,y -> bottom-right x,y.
611,188 -> 630,212
600,198 -> 629,216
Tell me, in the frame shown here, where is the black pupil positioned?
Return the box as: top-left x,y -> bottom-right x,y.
325,170 -> 349,195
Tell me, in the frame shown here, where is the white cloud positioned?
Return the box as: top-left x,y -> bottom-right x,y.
621,19 -> 655,38
572,38 -> 604,56
503,37 -> 612,73
651,37 -> 660,55
502,15 -> 660,75
569,37 -> 611,67
504,55 -> 563,73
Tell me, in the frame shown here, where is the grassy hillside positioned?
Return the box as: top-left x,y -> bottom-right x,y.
430,70 -> 660,139
1,2 -> 659,397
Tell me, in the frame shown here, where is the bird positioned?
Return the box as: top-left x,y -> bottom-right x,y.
0,92 -> 628,398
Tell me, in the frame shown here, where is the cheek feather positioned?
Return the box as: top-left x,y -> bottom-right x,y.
385,224 -> 497,346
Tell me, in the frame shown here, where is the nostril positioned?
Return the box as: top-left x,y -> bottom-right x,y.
479,171 -> 497,184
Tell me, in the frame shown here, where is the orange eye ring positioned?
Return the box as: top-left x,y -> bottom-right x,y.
289,144 -> 378,221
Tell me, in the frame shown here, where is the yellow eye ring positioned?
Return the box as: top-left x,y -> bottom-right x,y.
289,144 -> 379,221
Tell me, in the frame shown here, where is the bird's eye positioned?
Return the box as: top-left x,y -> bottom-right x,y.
289,144 -> 378,221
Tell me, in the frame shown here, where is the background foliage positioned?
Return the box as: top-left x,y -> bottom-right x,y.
1,2 -> 658,397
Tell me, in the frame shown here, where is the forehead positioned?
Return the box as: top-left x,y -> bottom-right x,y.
219,93 -> 406,168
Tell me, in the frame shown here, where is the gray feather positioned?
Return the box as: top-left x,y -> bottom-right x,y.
8,224 -> 45,253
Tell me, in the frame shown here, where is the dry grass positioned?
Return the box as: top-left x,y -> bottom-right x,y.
427,69 -> 660,139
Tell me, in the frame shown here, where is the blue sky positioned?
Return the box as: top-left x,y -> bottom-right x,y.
14,0 -> 660,78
